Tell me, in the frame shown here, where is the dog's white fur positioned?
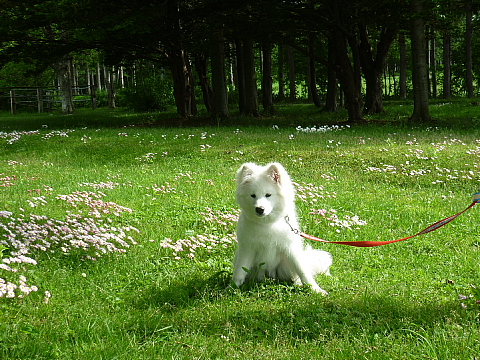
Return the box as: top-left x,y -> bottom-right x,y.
233,162 -> 332,294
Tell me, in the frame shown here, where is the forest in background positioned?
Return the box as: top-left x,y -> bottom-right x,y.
0,0 -> 479,123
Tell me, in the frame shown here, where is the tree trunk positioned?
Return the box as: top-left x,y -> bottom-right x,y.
359,25 -> 397,114
442,31 -> 452,99
331,29 -> 364,122
54,56 -> 75,115
323,37 -> 338,112
86,66 -> 91,93
287,46 -> 296,102
399,34 -> 407,99
168,48 -> 197,118
242,38 -> 260,117
118,66 -> 125,88
210,28 -> 230,119
277,44 -> 286,100
195,54 -> 213,112
466,6 -> 474,98
262,42 -> 275,114
106,66 -> 116,108
185,58 -> 197,116
235,39 -> 246,114
96,63 -> 103,90
429,27 -> 437,98
410,0 -> 431,122
363,67 -> 384,114
308,34 -> 322,108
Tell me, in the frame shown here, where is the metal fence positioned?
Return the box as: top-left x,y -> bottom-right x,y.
0,86 -> 96,114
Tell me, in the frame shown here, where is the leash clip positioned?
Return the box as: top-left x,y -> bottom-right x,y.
284,215 -> 301,235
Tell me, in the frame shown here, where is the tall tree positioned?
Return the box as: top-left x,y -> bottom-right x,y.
195,54 -> 214,112
105,66 -> 116,108
399,33 -> 408,99
262,42 -> 275,114
277,44 -> 286,100
410,0 -> 432,122
358,25 -> 398,114
235,39 -> 247,114
442,30 -> 452,99
53,55 -> 75,114
307,33 -> 322,108
428,26 -> 438,98
287,46 -> 296,102
465,3 -> 474,98
323,37 -> 338,112
435,0 -> 463,100
163,1 -> 198,117
325,0 -> 364,122
332,28 -> 364,122
168,48 -> 197,118
241,38 -> 260,117
210,28 -> 230,119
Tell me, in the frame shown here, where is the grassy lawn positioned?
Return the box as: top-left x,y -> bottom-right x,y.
1,102 -> 480,359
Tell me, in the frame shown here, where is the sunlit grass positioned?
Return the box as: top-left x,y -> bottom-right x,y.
1,104 -> 480,359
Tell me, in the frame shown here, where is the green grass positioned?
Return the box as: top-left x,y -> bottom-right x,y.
1,102 -> 480,359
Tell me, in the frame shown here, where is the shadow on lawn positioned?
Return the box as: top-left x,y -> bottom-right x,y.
129,270 -> 462,342
217,296 -> 458,342
130,270 -> 234,312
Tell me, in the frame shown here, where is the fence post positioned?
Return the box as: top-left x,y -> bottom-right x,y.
10,89 -> 17,115
37,87 -> 44,113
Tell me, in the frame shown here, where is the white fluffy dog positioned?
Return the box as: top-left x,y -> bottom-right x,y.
233,162 -> 332,294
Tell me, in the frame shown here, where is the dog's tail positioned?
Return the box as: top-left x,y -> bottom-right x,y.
305,245 -> 332,276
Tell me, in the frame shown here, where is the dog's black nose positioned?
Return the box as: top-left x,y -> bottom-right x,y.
255,207 -> 265,215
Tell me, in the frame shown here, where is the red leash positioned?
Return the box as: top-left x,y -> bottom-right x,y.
287,191 -> 480,248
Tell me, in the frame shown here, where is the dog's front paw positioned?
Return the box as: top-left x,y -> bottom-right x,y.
311,285 -> 329,296
232,276 -> 245,288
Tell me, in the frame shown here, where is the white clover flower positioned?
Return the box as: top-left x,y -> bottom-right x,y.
44,291 -> 51,304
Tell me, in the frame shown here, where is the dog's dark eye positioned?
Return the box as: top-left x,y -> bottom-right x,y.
251,194 -> 256,198
265,193 -> 272,198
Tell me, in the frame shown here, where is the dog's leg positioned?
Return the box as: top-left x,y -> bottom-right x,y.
255,266 -> 266,282
232,247 -> 254,287
287,252 -> 328,295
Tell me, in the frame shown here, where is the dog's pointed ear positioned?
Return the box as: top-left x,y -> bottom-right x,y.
237,163 -> 256,182
266,163 -> 284,185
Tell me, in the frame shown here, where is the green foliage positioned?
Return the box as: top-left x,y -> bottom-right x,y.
90,90 -> 110,108
116,77 -> 175,112
0,62 -> 53,87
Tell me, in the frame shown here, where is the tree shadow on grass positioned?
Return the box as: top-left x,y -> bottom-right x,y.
220,296 -> 458,342
126,268 -> 472,347
129,269 -> 234,312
